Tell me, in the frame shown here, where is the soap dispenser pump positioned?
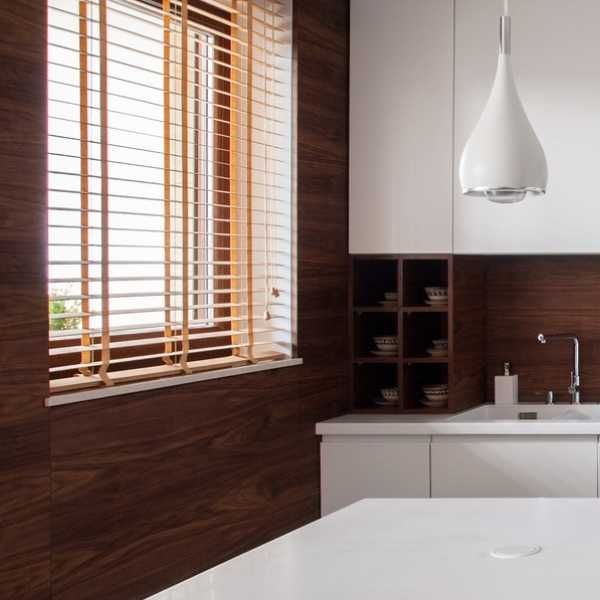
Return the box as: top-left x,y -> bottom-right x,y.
495,361 -> 519,405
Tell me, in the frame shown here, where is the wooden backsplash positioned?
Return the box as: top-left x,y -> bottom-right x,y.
486,256 -> 600,403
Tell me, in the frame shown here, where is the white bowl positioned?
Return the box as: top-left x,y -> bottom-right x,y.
425,286 -> 448,300
373,336 -> 397,345
380,387 -> 399,402
432,338 -> 448,348
384,292 -> 398,301
371,349 -> 397,357
426,347 -> 448,357
422,388 -> 449,396
421,397 -> 447,408
425,299 -> 448,306
375,346 -> 398,354
423,386 -> 448,393
423,392 -> 448,401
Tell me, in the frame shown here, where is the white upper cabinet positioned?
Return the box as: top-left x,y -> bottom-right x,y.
349,0 -> 454,254
454,0 -> 600,254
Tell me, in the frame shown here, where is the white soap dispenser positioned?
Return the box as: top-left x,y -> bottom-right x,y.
495,361 -> 519,405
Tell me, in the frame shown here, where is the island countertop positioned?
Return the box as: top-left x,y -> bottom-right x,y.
316,404 -> 600,435
148,498 -> 600,599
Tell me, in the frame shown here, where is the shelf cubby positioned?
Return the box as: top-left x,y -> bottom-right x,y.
353,311 -> 398,359
353,363 -> 399,412
402,258 -> 448,307
403,363 -> 448,411
352,257 -> 397,307
403,311 -> 448,360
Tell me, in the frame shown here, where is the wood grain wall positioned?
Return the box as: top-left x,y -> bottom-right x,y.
0,0 -> 50,598
486,256 -> 600,403
0,0 -> 349,598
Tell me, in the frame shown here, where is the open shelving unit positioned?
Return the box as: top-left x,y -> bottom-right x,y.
350,255 -> 485,414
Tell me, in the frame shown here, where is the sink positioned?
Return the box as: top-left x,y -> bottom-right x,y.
447,404 -> 600,422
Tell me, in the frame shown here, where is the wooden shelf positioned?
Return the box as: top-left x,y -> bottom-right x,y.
400,406 -> 453,414
402,306 -> 448,313
354,356 -> 398,364
353,306 -> 398,313
403,357 -> 449,364
351,407 -> 399,414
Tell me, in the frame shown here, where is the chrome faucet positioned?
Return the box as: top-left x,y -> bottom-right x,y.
537,333 -> 581,404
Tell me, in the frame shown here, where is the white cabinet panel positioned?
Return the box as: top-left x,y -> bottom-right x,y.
454,0 -> 600,254
349,0 -> 453,254
320,436 -> 430,515
431,435 -> 598,498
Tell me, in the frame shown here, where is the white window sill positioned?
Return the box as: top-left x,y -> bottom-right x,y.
46,357 -> 303,407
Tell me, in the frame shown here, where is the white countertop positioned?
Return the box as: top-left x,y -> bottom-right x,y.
316,404 -> 600,435
147,498 -> 600,600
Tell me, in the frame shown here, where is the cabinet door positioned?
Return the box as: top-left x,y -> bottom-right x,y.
349,0 -> 453,254
431,435 -> 598,498
320,436 -> 430,516
454,0 -> 600,253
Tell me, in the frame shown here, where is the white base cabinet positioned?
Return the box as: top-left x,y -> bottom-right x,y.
431,435 -> 598,498
320,434 -> 600,514
320,436 -> 430,515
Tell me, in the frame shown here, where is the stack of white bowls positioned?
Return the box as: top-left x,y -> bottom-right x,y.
426,338 -> 448,357
421,384 -> 448,408
377,387 -> 399,406
380,291 -> 398,307
371,336 -> 398,356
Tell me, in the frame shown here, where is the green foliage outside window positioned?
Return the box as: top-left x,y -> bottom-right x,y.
49,292 -> 81,332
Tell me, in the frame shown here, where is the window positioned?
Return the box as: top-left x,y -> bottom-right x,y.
47,0 -> 295,399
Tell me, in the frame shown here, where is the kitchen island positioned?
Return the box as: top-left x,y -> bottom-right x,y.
148,498 -> 600,600
317,404 -> 600,513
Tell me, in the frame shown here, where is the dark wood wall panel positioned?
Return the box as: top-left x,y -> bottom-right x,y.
452,256 -> 486,411
486,256 -> 600,403
0,1 -> 50,599
0,0 -> 349,598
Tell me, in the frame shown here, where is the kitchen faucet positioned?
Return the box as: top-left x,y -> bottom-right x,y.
536,333 -> 581,404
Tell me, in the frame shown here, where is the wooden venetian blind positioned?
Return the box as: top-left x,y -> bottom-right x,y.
47,0 -> 294,394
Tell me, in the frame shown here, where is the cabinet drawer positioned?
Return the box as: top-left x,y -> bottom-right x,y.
320,436 -> 430,515
431,435 -> 598,498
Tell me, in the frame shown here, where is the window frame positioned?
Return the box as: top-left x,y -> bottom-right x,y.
45,0 -> 300,404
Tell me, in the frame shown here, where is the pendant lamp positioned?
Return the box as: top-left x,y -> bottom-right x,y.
459,0 -> 547,203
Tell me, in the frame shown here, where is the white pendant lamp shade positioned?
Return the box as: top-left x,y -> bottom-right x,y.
459,13 -> 548,204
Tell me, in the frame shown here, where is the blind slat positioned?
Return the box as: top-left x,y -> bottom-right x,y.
50,339 -> 284,372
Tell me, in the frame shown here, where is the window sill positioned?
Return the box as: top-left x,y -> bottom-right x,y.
46,357 -> 303,407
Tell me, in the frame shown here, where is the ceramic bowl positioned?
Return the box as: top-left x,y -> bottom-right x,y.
384,292 -> 398,301
371,349 -> 397,357
374,344 -> 398,353
422,383 -> 448,391
423,386 -> 448,393
432,338 -> 448,349
421,392 -> 447,400
424,390 -> 448,398
421,397 -> 447,408
373,336 -> 397,345
426,347 -> 448,357
373,336 -> 398,351
380,387 -> 399,402
425,286 -> 448,300
423,388 -> 448,395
